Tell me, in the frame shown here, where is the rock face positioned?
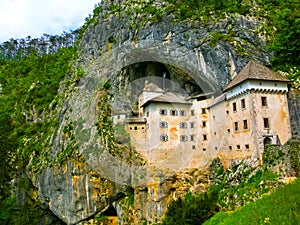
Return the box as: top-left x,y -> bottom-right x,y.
31,1 -> 296,224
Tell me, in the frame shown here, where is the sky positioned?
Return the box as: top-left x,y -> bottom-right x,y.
0,0 -> 101,42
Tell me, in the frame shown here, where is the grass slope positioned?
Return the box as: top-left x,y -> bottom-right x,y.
203,178 -> 300,225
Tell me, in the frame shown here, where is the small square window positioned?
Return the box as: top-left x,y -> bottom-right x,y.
159,109 -> 167,115
180,122 -> 188,128
201,108 -> 206,114
237,145 -> 241,150
160,135 -> 168,142
192,145 -> 196,150
190,122 -> 195,128
134,126 -> 138,130
180,110 -> 187,116
202,121 -> 207,127
245,144 -> 250,149
226,110 -> 229,114
180,135 -> 188,142
170,110 -> 177,116
160,122 -> 168,128
229,146 -> 232,150
227,128 -> 231,133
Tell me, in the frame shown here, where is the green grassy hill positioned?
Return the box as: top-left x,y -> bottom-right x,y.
203,178 -> 300,225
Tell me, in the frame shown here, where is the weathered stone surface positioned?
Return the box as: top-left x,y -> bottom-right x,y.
30,1 -> 298,224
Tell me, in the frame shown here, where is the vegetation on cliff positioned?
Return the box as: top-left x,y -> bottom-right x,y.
0,0 -> 299,224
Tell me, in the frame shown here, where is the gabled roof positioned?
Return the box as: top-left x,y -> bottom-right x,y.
141,92 -> 191,107
208,93 -> 226,108
224,60 -> 290,91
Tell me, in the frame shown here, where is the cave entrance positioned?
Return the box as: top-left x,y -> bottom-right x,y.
101,206 -> 118,225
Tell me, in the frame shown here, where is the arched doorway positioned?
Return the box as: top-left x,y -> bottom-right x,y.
263,137 -> 272,146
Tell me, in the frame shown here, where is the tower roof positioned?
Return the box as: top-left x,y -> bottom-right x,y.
224,60 -> 289,91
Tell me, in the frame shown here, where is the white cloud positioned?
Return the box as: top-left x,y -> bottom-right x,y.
0,0 -> 100,42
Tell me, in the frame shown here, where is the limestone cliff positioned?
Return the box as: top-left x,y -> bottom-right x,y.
27,1 -> 298,224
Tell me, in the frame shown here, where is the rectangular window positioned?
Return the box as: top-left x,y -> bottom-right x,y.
243,119 -> 248,130
146,111 -> 149,117
202,121 -> 207,127
261,96 -> 267,106
191,110 -> 195,116
180,135 -> 188,142
190,135 -> 195,141
234,121 -> 239,131
180,122 -> 188,128
190,122 -> 195,128
203,134 -> 207,141
229,146 -> 232,150
159,122 -> 168,128
159,109 -> 167,115
241,99 -> 246,109
170,110 -> 177,116
245,144 -> 250,150
192,145 -> 196,150
263,118 -> 270,129
237,145 -> 241,150
201,108 -> 206,114
233,102 -> 237,112
179,110 -> 187,116
227,128 -> 231,133
160,135 -> 168,142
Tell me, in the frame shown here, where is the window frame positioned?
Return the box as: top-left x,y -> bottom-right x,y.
241,99 -> 246,109
263,118 -> 270,129
159,121 -> 168,128
234,121 -> 239,131
261,96 -> 268,107
243,119 -> 248,130
233,102 -> 237,112
160,135 -> 169,142
159,109 -> 167,115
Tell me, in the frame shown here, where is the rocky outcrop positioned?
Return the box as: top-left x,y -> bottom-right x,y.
288,89 -> 300,139
30,1 -> 291,224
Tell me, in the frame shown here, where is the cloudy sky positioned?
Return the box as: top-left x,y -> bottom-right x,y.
0,0 -> 101,42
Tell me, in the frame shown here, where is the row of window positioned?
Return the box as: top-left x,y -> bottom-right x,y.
232,97 -> 268,112
155,109 -> 207,116
229,144 -> 250,150
160,134 -> 208,142
233,118 -> 270,131
159,122 -> 199,128
160,135 -> 196,142
234,119 -> 249,131
160,121 -> 208,128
